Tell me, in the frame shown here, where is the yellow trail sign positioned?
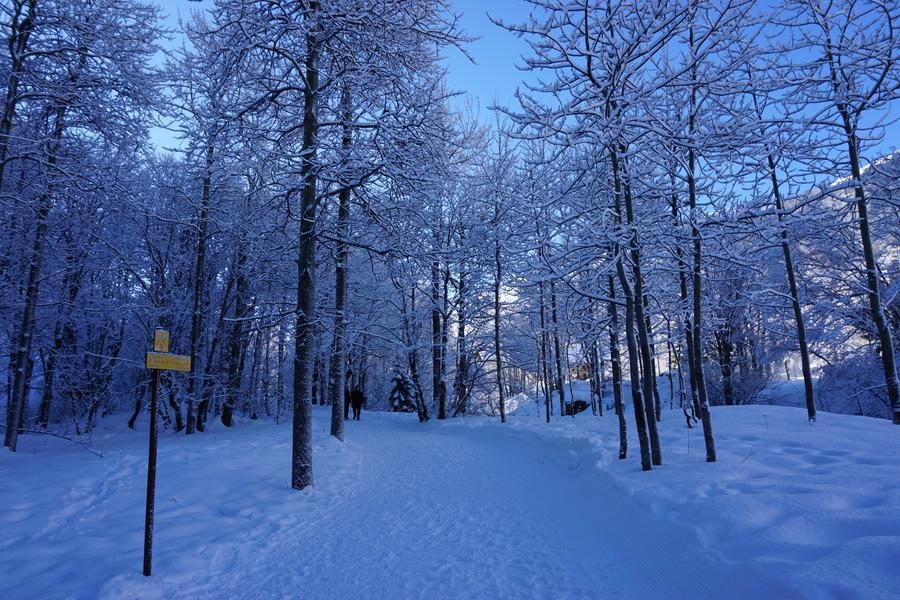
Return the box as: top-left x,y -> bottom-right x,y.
153,330 -> 170,353
145,352 -> 191,372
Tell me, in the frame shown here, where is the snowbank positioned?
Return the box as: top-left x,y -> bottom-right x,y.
498,405 -> 900,599
1,405 -> 897,599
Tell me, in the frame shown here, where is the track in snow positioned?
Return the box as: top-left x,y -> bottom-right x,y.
2,410 -> 795,598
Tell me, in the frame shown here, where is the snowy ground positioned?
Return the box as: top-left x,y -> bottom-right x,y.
1,405 -> 898,599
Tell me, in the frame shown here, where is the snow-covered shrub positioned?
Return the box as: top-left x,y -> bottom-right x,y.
818,353 -> 891,419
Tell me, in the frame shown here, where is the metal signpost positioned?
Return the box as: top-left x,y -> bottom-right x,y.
143,329 -> 191,577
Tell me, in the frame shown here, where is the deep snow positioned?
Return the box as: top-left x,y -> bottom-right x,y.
1,404 -> 898,599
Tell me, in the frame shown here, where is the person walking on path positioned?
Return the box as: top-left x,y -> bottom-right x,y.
350,388 -> 365,420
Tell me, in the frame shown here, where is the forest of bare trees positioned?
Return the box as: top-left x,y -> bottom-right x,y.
1,0 -> 898,484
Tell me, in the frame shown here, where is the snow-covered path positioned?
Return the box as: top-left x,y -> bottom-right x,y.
200,415 -> 783,599
1,407 -> 882,598
2,410 -> 795,599
271,415 -> 792,600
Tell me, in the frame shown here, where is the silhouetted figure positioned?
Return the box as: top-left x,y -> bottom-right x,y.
350,388 -> 365,420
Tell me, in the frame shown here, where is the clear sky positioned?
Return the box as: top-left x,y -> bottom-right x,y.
441,0 -> 533,119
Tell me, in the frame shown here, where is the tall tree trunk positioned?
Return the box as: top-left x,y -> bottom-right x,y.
687,99 -> 716,461
403,285 -> 428,423
839,120 -> 900,423
816,28 -> 900,423
769,152 -> 816,419
591,341 -> 604,416
222,245 -> 249,427
328,83 -> 351,441
247,329 -> 261,419
538,281 -> 552,422
686,16 -> 716,460
613,145 -> 661,465
453,270 -> 469,416
608,275 -> 627,460
441,267 -> 450,409
292,3 -> 320,490
671,174 -> 701,420
432,258 -> 445,419
550,280 -> 565,417
688,152 -> 715,461
5,104 -> 65,451
610,147 -> 651,471
744,74 -> 818,420
276,321 -> 285,423
643,294 -> 662,421
37,253 -> 82,429
196,264 -> 237,432
715,328 -> 734,406
494,220 -> 506,423
263,326 -> 272,417
615,259 -> 651,471
186,143 -> 215,434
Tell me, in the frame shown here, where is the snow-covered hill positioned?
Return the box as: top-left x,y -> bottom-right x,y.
1,406 -> 898,599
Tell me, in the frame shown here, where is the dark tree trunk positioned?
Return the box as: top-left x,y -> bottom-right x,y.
841,124 -> 900,423
687,68 -> 716,461
609,148 -> 651,470
5,104 -> 66,452
197,264 -> 237,432
670,176 -> 701,421
292,3 -> 320,490
453,271 -> 469,417
715,328 -> 734,406
643,294 -> 662,421
432,258 -> 445,419
608,275 -> 627,460
404,286 -> 428,423
328,83 -> 351,441
538,281 -> 552,423
612,145 -> 661,466
222,245 -> 249,427
550,280 -> 565,418
186,143 -> 215,434
494,224 -> 506,423
440,266 -> 451,413
276,322 -> 285,423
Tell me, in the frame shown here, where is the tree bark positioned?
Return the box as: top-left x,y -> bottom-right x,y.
186,142 -> 215,434
222,245 -> 249,427
432,258 -> 445,419
609,147 -> 651,470
328,82 -> 351,441
612,145 -> 661,465
550,280 -> 565,418
608,275 -> 627,460
538,280 -> 552,423
839,120 -> 900,423
292,3 -> 320,490
687,17 -> 716,461
5,104 -> 66,451
453,270 -> 469,416
494,218 -> 506,423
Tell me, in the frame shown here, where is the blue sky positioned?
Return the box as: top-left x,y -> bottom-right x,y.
441,0 -> 533,118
